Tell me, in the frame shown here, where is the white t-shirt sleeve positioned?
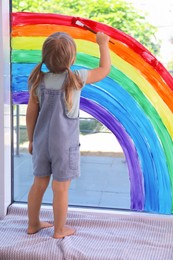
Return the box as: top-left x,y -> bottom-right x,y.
75,69 -> 88,87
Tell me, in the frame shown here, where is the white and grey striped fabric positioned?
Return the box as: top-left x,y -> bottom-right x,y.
0,205 -> 173,260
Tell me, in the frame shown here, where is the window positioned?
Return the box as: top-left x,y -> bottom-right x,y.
9,0 -> 173,217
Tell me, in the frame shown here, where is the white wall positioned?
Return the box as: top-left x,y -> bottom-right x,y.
0,0 -> 11,219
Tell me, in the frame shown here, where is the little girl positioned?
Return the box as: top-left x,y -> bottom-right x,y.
26,31 -> 111,238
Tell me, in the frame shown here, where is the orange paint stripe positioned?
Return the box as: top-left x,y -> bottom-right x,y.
12,24 -> 95,42
12,24 -> 173,111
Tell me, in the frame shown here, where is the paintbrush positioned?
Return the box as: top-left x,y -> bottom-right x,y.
74,19 -> 115,45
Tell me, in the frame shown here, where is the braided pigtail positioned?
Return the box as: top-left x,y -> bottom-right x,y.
64,68 -> 83,111
28,62 -> 45,100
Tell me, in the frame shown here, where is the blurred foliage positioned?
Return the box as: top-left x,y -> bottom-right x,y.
12,0 -> 161,55
80,118 -> 110,134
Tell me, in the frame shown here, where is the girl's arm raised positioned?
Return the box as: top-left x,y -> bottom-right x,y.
86,32 -> 111,84
26,94 -> 39,154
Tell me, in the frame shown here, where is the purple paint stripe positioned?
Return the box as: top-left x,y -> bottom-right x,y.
12,92 -> 29,104
80,97 -> 144,211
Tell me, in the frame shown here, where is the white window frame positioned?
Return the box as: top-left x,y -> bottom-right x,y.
0,0 -> 11,219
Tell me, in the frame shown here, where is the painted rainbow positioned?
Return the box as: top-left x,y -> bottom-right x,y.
12,12 -> 173,214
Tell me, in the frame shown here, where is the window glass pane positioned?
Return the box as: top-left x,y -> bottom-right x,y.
13,106 -> 130,209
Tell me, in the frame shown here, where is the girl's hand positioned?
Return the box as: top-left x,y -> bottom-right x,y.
96,32 -> 110,46
28,141 -> 33,154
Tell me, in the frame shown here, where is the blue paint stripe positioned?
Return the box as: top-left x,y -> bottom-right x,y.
82,84 -> 171,213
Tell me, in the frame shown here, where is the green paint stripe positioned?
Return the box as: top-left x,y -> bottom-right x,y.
12,50 -> 41,63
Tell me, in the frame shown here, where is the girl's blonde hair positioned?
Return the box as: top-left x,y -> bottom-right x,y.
29,32 -> 83,110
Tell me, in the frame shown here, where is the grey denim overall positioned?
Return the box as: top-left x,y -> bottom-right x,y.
32,81 -> 80,182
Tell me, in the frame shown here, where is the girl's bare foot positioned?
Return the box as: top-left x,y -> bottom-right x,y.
27,221 -> 53,234
53,225 -> 76,239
